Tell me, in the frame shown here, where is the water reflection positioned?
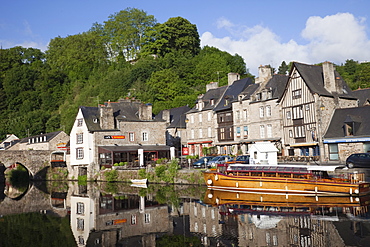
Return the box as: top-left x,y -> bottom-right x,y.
2,180 -> 370,246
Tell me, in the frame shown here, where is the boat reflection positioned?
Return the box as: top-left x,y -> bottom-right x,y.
202,189 -> 370,246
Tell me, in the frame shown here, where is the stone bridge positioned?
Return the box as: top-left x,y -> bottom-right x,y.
0,150 -> 52,177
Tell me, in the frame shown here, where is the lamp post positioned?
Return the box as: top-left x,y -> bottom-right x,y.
318,103 -> 326,165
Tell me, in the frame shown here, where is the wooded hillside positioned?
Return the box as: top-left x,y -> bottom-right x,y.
0,8 -> 369,139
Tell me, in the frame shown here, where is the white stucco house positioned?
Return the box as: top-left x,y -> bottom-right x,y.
249,142 -> 279,165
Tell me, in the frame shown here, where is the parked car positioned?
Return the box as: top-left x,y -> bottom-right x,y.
346,153 -> 370,168
234,155 -> 250,164
207,156 -> 232,168
192,156 -> 213,168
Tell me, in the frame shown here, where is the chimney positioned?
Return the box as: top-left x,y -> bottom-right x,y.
99,102 -> 115,129
228,72 -> 240,85
322,61 -> 336,93
206,81 -> 219,91
255,65 -> 272,84
162,109 -> 170,123
139,103 -> 152,120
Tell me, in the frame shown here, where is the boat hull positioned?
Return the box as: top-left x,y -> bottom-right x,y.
203,171 -> 370,196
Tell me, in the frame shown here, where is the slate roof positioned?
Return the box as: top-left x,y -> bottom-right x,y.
265,74 -> 289,99
80,100 -> 163,132
186,85 -> 228,113
324,105 -> 370,138
351,88 -> 370,106
17,131 -> 65,144
292,62 -> 355,99
156,105 -> 191,129
213,77 -> 254,112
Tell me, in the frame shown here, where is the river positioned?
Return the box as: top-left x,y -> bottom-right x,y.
1,180 -> 370,247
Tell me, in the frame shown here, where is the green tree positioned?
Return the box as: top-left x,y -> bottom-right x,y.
278,61 -> 289,75
142,17 -> 200,57
103,7 -> 157,61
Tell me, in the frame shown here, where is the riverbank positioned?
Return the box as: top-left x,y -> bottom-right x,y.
47,166 -> 206,185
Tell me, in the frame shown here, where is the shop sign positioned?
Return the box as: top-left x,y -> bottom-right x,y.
182,147 -> 189,155
104,135 -> 125,139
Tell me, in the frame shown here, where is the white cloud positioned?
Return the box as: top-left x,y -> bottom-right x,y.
201,13 -> 370,75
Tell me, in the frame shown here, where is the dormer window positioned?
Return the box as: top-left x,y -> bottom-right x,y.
344,115 -> 359,136
93,118 -> 98,123
345,123 -> 353,136
256,93 -> 261,101
210,99 -> 214,105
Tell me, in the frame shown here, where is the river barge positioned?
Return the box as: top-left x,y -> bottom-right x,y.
203,164 -> 370,196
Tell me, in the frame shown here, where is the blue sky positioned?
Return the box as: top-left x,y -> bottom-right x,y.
1,0 -> 370,75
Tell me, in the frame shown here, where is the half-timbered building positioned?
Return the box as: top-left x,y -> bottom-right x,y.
279,61 -> 358,163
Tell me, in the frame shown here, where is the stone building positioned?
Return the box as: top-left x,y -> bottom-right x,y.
6,131 -> 69,151
233,65 -> 288,155
324,105 -> 370,163
186,73 -> 253,156
156,105 -> 191,157
69,98 -> 169,179
278,61 -> 358,163
186,81 -> 228,156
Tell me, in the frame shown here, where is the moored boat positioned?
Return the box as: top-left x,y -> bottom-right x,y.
203,164 -> 370,196
131,178 -> 148,185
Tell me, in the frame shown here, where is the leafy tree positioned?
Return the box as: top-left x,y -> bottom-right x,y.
103,7 -> 157,61
142,17 -> 200,57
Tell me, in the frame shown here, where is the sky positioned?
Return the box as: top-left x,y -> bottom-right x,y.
1,0 -> 370,75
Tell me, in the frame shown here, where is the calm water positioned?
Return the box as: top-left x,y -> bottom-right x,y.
1,180 -> 370,247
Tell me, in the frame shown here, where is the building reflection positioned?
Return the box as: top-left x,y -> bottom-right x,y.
3,180 -> 370,246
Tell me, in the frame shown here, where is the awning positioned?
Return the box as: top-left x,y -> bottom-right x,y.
324,137 -> 370,144
289,142 -> 318,147
188,141 -> 213,145
99,145 -> 171,152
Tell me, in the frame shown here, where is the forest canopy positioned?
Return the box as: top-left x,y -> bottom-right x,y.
0,7 -> 368,139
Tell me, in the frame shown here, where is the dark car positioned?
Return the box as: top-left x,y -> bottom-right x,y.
192,156 -> 213,168
346,153 -> 370,168
207,156 -> 232,168
234,155 -> 250,164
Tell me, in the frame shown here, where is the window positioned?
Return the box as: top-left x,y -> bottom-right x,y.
78,236 -> 84,245
292,106 -> 303,119
294,126 -> 306,138
199,113 -> 202,123
236,111 -> 240,121
199,128 -> 203,138
129,132 -> 135,142
131,215 -> 137,225
289,130 -> 293,138
177,130 -> 181,138
267,124 -> 272,138
345,123 -> 354,136
259,107 -> 264,118
210,99 -> 214,105
208,112 -> 212,121
244,109 -> 248,120
145,213 -> 150,223
76,148 -> 84,159
191,129 -> 194,139
329,144 -> 339,160
77,218 -> 84,230
142,132 -> 148,141
266,106 -> 271,117
76,202 -> 84,214
244,126 -> 248,137
236,127 -> 241,137
292,89 -> 302,99
190,115 -> 194,124
286,111 -> 291,119
76,133 -> 83,144
77,118 -> 83,127
260,125 -> 265,138
220,128 -> 225,140
208,127 -> 212,137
